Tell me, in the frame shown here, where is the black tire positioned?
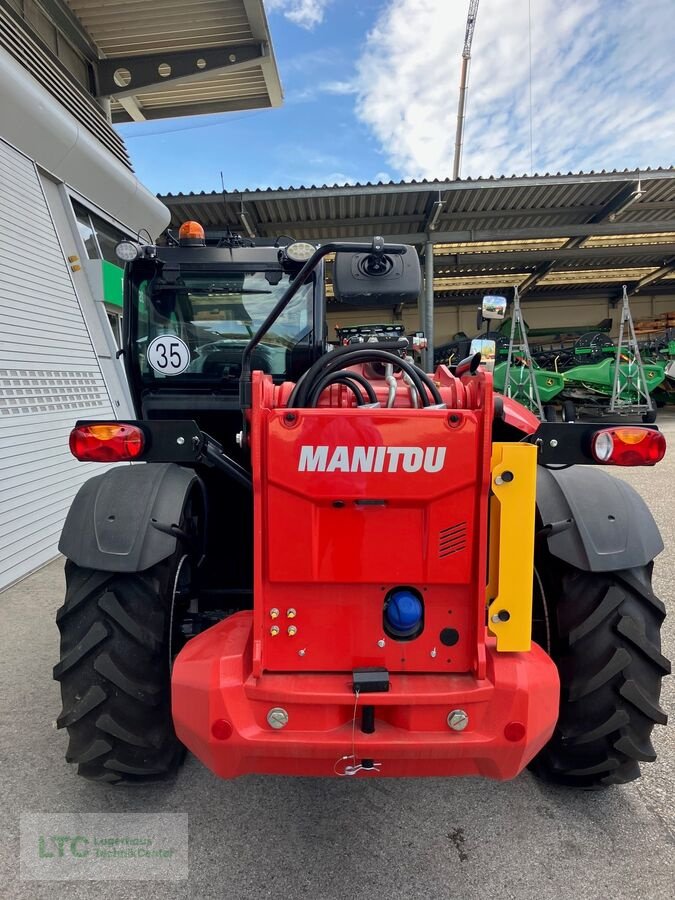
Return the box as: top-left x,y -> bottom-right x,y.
642,409 -> 658,423
54,549 -> 193,784
530,559 -> 670,788
543,404 -> 557,422
561,400 -> 577,423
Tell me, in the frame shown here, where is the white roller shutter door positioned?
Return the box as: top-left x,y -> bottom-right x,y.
0,138 -> 116,590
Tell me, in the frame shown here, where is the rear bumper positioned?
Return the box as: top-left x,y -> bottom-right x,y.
172,612 -> 559,779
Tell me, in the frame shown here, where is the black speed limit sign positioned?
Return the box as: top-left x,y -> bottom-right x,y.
147,335 -> 191,375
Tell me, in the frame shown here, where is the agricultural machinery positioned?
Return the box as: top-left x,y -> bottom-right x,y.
436,294 -> 673,421
54,224 -> 669,788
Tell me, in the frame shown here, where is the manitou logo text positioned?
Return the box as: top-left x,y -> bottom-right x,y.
298,445 -> 446,474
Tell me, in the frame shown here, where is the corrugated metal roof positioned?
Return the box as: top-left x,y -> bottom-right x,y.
64,0 -> 282,123
161,168 -> 675,232
160,169 -> 675,301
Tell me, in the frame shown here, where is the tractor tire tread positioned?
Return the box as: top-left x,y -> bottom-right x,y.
97,589 -> 163,652
568,586 -> 623,644
56,684 -> 107,729
93,652 -> 162,706
52,622 -> 109,679
616,615 -> 671,673
54,560 -> 184,785
619,679 -> 667,725
562,709 -> 629,746
530,565 -> 669,788
613,731 -> 656,762
566,647 -> 631,700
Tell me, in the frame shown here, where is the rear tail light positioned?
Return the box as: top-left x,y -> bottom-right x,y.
591,427 -> 665,466
69,423 -> 145,462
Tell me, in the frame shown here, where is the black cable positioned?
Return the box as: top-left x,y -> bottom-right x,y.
326,370 -> 378,404
309,376 -> 367,407
288,339 -> 407,407
300,349 -> 432,408
307,370 -> 378,407
315,349 -> 437,406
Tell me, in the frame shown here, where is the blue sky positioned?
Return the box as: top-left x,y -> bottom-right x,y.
117,0 -> 675,196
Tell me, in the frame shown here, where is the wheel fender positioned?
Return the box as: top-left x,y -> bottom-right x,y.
536,465 -> 663,572
59,463 -> 201,573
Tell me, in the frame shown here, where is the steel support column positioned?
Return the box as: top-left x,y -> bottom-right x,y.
424,240 -> 435,371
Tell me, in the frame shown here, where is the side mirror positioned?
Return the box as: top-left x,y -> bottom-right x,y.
333,244 -> 421,307
481,295 -> 507,320
469,338 -> 497,372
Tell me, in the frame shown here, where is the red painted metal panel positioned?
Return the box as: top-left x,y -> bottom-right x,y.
251,371 -> 492,675
172,612 -> 560,779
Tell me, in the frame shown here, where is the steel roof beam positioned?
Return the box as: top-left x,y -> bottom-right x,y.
518,181 -> 640,295
430,284 -> 675,304
243,0 -> 283,107
168,201 -> 645,225
198,214 -> 426,233
434,243 -> 675,266
176,203 -> 672,234
183,220 -> 675,244
389,221 -> 675,245
97,42 -> 266,99
116,95 -> 146,122
626,258 -> 675,295
327,283 -> 675,308
113,95 -> 271,124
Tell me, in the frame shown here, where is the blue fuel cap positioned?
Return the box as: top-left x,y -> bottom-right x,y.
384,589 -> 423,638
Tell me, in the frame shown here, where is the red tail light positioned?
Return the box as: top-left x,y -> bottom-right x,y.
591,427 -> 666,466
69,423 -> 145,462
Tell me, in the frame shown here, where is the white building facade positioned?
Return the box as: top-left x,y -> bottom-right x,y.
0,0 -> 281,589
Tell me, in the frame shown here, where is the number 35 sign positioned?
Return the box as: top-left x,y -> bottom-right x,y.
147,335 -> 191,375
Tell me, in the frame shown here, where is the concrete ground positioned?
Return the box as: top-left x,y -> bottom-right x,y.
1,413 -> 673,900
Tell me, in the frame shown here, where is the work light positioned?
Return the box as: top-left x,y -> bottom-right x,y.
115,240 -> 140,262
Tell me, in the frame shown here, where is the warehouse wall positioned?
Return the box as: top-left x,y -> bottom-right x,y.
326,293 -> 675,346
0,139 -> 119,591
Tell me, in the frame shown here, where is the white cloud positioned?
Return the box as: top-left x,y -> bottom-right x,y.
319,79 -> 357,95
353,0 -> 675,179
266,0 -> 333,29
283,78 -> 357,104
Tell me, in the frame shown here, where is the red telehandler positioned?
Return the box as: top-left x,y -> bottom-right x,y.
55,225 -> 669,787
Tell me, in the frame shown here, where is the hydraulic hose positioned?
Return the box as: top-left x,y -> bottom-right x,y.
294,348 -> 431,408
408,365 -> 443,405
288,339 -> 408,408
307,370 -> 378,407
314,376 -> 368,406
315,349 -> 443,406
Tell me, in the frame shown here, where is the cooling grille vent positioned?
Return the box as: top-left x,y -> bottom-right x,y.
0,369 -> 108,416
438,522 -> 467,558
